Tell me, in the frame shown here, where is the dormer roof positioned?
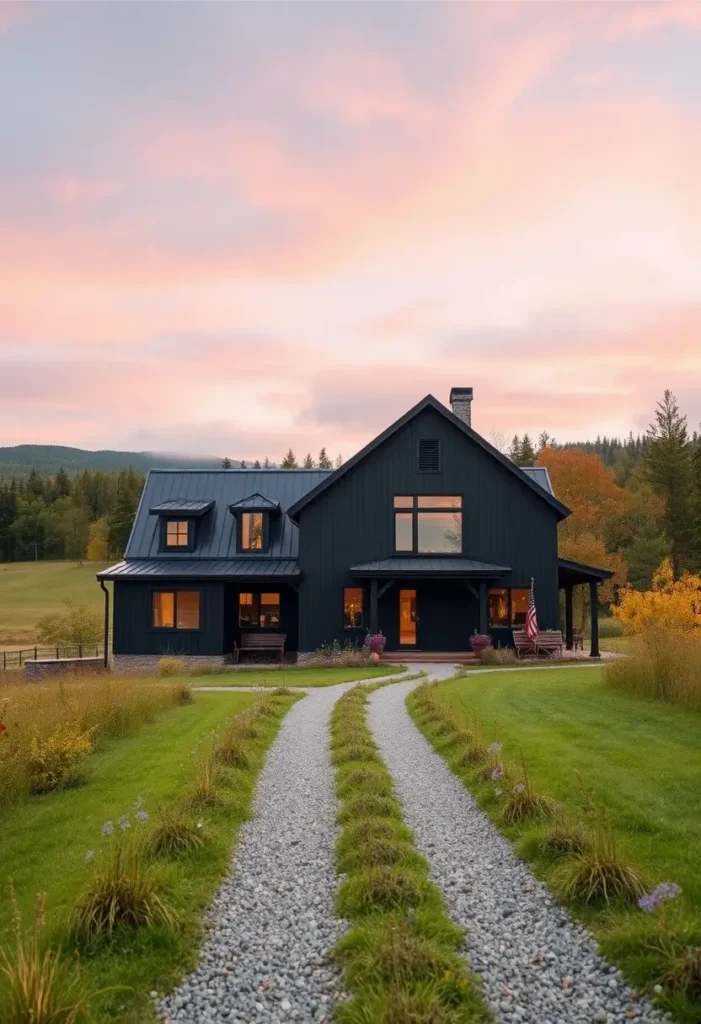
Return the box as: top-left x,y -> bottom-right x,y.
149,499 -> 215,516
228,492 -> 281,514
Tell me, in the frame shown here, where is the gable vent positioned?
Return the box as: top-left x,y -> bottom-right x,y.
417,437 -> 441,473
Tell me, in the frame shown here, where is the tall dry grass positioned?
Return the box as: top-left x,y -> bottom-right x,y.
605,629 -> 701,709
0,674 -> 192,809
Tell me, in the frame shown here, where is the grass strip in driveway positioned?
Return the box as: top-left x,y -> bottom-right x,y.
188,665 -> 404,688
408,669 -> 701,1023
0,689 -> 300,1023
330,685 -> 490,1023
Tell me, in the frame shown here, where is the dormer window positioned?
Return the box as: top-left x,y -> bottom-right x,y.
241,512 -> 264,551
166,520 -> 190,548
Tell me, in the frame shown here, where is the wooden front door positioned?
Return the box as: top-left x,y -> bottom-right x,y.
398,588 -> 418,646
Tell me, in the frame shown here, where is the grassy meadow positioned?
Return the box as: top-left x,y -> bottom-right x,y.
0,676 -> 298,1022
190,664 -> 404,687
410,667 -> 701,1020
0,560 -> 109,647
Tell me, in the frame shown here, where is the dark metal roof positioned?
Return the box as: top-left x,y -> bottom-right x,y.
521,466 -> 554,496
125,469 -> 331,561
287,395 -> 570,522
98,558 -> 301,580
558,557 -> 613,587
149,499 -> 215,516
351,557 -> 511,578
228,493 -> 281,512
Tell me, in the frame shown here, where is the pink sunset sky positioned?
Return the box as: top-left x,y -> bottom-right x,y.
1,1 -> 700,461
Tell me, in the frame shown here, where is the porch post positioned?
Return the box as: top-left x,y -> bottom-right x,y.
565,585 -> 574,650
589,580 -> 600,658
478,580 -> 488,635
369,579 -> 379,633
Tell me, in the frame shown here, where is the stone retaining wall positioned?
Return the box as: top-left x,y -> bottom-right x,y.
25,657 -> 105,680
112,654 -> 228,674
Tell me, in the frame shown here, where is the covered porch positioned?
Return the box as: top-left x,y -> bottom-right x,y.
350,557 -> 511,653
557,557 -> 613,658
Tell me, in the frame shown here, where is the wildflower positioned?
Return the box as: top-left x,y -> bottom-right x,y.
118,815 -> 131,831
101,820 -> 114,836
638,881 -> 682,913
84,849 -> 95,863
0,722 -> 7,735
494,788 -> 502,797
487,742 -> 503,755
196,820 -> 203,829
514,783 -> 526,795
133,796 -> 144,811
491,764 -> 504,780
135,810 -> 149,824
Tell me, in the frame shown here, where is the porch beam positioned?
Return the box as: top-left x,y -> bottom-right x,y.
589,580 -> 600,658
464,581 -> 479,601
478,580 -> 488,634
369,578 -> 379,633
565,585 -> 574,650
377,580 -> 395,600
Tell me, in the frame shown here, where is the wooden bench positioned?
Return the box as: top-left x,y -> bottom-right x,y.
233,633 -> 286,664
513,629 -> 563,659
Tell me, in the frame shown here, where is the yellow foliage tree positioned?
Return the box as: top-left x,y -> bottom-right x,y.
86,515 -> 109,562
613,558 -> 701,634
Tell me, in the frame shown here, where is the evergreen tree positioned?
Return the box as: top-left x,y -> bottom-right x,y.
253,459 -> 261,469
317,448 -> 333,469
61,505 -> 90,564
519,434 -> 536,466
303,453 -> 315,468
263,456 -> 270,469
52,467 -> 72,499
508,435 -> 521,463
538,431 -> 556,451
25,467 -> 45,500
240,459 -> 247,469
335,454 -> 343,468
625,521 -> 671,591
280,449 -> 298,469
644,390 -> 696,574
221,456 -> 232,469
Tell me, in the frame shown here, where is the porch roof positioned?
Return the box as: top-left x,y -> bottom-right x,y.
558,557 -> 613,587
97,558 -> 300,580
350,557 -> 511,579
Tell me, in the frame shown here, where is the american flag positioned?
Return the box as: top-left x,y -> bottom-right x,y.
526,577 -> 539,642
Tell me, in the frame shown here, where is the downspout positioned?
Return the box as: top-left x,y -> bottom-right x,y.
99,580 -> 110,669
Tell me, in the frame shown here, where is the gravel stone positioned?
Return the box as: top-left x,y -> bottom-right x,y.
159,687 -> 352,1024
367,670 -> 669,1024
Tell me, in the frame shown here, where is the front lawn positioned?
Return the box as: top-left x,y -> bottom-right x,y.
410,668 -> 701,1021
190,664 -> 404,687
0,689 -> 295,1022
0,559 -> 109,647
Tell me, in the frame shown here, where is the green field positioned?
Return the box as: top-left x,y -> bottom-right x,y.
412,667 -> 701,1019
0,560 -> 109,647
0,688 -> 291,1021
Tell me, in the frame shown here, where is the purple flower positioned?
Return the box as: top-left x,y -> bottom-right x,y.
491,764 -> 504,780
84,849 -> 95,863
135,810 -> 149,824
101,820 -> 114,836
638,882 -> 681,913
487,742 -> 503,755
118,815 -> 131,831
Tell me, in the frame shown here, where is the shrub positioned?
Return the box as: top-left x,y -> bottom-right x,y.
540,818 -> 587,857
338,867 -> 430,916
173,681 -> 194,704
26,725 -> 93,794
147,805 -> 211,857
363,632 -> 387,656
339,794 -> 401,823
36,598 -> 102,648
1,887 -> 88,1024
613,558 -> 701,634
308,639 -> 372,667
480,646 -> 516,666
158,657 -> 184,678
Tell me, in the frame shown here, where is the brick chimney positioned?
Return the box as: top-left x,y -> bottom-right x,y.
449,387 -> 473,428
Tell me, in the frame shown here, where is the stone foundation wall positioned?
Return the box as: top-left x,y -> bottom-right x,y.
25,657 -> 105,681
112,654 -> 228,674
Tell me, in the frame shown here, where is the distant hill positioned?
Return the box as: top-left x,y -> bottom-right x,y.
0,444 -> 238,477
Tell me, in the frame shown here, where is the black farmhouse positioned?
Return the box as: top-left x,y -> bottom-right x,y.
98,390 -> 610,668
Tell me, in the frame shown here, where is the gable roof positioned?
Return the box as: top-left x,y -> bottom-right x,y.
521,466 -> 554,495
228,492 -> 281,513
125,469 -> 331,561
287,395 -> 570,521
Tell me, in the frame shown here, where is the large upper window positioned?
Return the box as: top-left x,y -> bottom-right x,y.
343,587 -> 364,628
165,520 -> 190,547
152,590 -> 200,629
240,512 -> 264,551
393,496 -> 462,554
239,592 -> 280,628
488,588 -> 530,628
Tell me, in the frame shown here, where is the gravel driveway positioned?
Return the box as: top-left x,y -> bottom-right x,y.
159,686 -> 350,1024
367,675 -> 667,1024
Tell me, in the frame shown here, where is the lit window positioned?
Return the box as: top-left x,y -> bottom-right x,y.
241,512 -> 264,551
166,520 -> 189,547
511,589 -> 529,626
343,587 -> 364,628
239,592 -> 280,628
394,496 -> 462,554
152,591 -> 200,629
488,589 -> 509,628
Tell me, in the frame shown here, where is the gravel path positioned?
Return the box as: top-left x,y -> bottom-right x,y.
367,674 -> 667,1024
159,687 -> 349,1024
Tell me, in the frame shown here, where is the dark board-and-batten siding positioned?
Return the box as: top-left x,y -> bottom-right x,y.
297,405 -> 559,651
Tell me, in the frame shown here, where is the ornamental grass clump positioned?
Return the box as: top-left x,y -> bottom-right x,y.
158,657 -> 184,678
26,724 -> 93,795
147,804 -> 212,857
71,805 -> 177,942
187,750 -> 225,808
500,770 -> 556,825
333,742 -> 382,767
338,866 -> 431,917
555,811 -> 647,906
1,885 -> 88,1024
337,767 -> 394,800
540,816 -> 587,858
660,944 -> 701,1002
339,793 -> 401,824
214,721 -> 251,769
